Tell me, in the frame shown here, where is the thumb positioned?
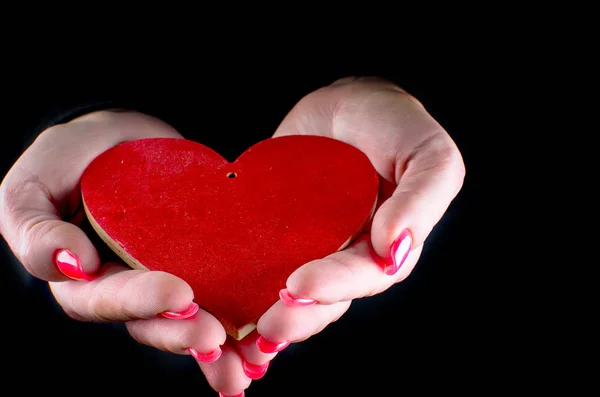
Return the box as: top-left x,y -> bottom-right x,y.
371,132 -> 465,275
0,174 -> 100,281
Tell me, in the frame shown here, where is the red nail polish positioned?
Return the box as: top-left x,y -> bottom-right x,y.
384,229 -> 412,276
161,303 -> 199,319
242,360 -> 269,380
188,347 -> 222,363
279,289 -> 317,306
54,249 -> 95,281
256,336 -> 290,353
218,392 -> 244,397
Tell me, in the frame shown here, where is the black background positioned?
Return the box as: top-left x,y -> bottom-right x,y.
1,55 -> 506,396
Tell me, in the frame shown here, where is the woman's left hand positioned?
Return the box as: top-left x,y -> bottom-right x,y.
247,76 -> 466,365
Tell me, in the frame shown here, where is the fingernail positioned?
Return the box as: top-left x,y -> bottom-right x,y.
279,289 -> 317,306
54,249 -> 95,281
256,336 -> 290,353
384,229 -> 413,276
242,360 -> 269,380
218,392 -> 244,397
188,347 -> 222,363
161,303 -> 199,319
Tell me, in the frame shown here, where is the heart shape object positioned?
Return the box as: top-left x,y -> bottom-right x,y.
81,136 -> 379,339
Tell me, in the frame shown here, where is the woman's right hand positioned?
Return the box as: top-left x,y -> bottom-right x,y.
0,110 -> 261,396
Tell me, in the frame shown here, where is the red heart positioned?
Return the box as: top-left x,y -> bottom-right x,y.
81,136 -> 379,339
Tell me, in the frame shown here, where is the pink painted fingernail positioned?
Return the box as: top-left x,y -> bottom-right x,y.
188,347 -> 222,363
218,392 -> 244,397
256,336 -> 290,353
279,289 -> 317,306
242,360 -> 269,380
54,249 -> 96,281
161,303 -> 199,319
384,229 -> 413,276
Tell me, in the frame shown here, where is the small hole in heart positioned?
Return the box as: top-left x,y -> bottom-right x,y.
227,172 -> 237,179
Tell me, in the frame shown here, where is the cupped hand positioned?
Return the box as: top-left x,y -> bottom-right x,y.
0,110 -> 253,396
254,77 -> 466,357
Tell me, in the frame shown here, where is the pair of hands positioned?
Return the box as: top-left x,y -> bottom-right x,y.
0,77 -> 465,396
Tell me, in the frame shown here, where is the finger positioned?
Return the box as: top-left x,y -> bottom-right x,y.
369,130 -> 465,273
49,263 -> 196,322
126,309 -> 226,361
235,330 -> 277,365
284,235 -> 423,304
0,175 -> 100,281
233,330 -> 277,380
256,300 -> 351,350
198,344 -> 251,397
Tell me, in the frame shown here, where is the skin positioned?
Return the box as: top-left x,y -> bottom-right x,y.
0,77 -> 465,396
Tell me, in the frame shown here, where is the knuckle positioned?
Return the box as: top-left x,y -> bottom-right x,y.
401,132 -> 466,198
425,135 -> 466,196
114,270 -> 191,320
330,76 -> 361,85
331,76 -> 406,93
116,271 -> 154,318
288,260 -> 329,301
87,284 -> 120,322
125,320 -> 164,351
316,256 -> 356,301
289,256 -> 356,303
131,270 -> 188,308
432,136 -> 465,172
169,323 -> 194,351
35,123 -> 68,142
326,254 -> 357,282
418,132 -> 464,171
14,220 -> 43,275
0,180 -> 24,237
19,219 -> 64,278
447,147 -> 467,187
259,304 -> 303,339
0,174 -> 56,271
287,263 -> 317,295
